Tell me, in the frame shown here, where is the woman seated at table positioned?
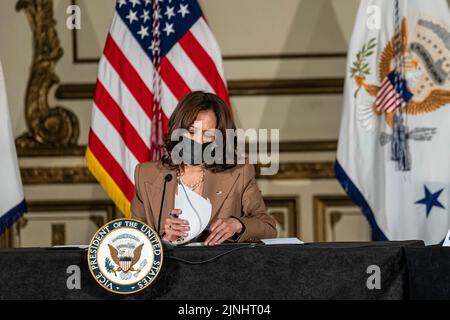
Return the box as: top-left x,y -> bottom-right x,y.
131,91 -> 277,245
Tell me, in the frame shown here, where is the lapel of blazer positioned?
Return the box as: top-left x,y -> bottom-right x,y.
144,166 -> 176,231
202,167 -> 241,222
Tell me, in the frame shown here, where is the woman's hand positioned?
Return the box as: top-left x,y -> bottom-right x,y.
162,209 -> 190,242
204,218 -> 243,246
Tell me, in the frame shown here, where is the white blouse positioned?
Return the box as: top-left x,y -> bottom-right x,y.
172,182 -> 212,245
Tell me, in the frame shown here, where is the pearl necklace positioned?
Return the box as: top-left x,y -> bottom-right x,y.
176,167 -> 206,191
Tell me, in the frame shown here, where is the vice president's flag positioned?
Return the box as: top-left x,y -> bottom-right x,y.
336,0 -> 450,244
86,0 -> 229,217
0,61 -> 26,235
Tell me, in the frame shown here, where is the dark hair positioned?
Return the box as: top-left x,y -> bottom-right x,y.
161,91 -> 238,172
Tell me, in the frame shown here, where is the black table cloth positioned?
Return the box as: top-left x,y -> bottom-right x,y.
0,241 -> 427,300
405,246 -> 450,300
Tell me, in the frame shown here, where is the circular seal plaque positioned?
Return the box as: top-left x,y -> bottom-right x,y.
87,219 -> 163,294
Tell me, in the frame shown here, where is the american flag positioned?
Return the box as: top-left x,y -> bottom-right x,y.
375,71 -> 413,113
86,0 -> 230,217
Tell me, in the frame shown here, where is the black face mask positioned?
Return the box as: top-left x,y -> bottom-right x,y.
174,137 -> 215,165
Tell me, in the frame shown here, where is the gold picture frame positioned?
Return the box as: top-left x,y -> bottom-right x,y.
264,196 -> 300,238
313,195 -> 371,242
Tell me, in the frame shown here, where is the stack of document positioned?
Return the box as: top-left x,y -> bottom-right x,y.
173,183 -> 212,245
261,238 -> 304,245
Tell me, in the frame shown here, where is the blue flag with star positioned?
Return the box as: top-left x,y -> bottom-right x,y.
415,186 -> 446,218
336,0 -> 450,245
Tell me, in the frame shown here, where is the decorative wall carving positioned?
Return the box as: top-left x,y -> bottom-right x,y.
15,0 -> 79,150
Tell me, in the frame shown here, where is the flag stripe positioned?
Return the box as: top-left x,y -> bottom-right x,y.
190,18 -> 227,86
376,90 -> 395,111
382,98 -> 397,112
377,86 -> 394,105
381,91 -> 396,107
86,147 -> 132,217
94,80 -> 151,163
109,14 -> 155,92
166,43 -> 215,94
109,14 -> 178,116
160,57 -> 192,99
90,105 -> 139,183
103,33 -> 154,119
179,30 -> 230,105
376,78 -> 390,101
97,57 -> 151,148
385,96 -> 402,112
88,131 -> 134,201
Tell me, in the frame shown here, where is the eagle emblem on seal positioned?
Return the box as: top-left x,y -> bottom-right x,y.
104,233 -> 149,280
107,243 -> 144,275
351,17 -> 450,129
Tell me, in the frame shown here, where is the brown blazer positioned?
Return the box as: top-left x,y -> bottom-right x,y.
131,161 -> 277,242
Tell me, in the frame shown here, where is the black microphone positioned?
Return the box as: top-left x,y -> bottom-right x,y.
157,174 -> 173,236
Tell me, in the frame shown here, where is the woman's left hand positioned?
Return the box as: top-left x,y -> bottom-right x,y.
204,218 -> 243,246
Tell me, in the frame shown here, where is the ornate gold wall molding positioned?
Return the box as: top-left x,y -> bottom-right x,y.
264,196 -> 300,238
16,140 -> 337,157
19,162 -> 335,185
15,0 -> 79,150
228,78 -> 344,96
55,78 -> 344,99
17,145 -> 87,157
20,166 -> 96,185
278,140 -> 337,153
256,162 -> 335,180
313,195 -> 357,242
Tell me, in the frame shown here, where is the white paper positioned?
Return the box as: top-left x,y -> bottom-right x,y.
184,242 -> 206,247
52,245 -> 89,249
443,229 -> 450,246
261,238 -> 304,245
173,182 -> 212,245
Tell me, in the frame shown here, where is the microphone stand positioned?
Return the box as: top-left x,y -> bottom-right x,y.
157,174 -> 173,236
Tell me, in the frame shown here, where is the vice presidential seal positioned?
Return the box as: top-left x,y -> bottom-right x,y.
87,219 -> 163,294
